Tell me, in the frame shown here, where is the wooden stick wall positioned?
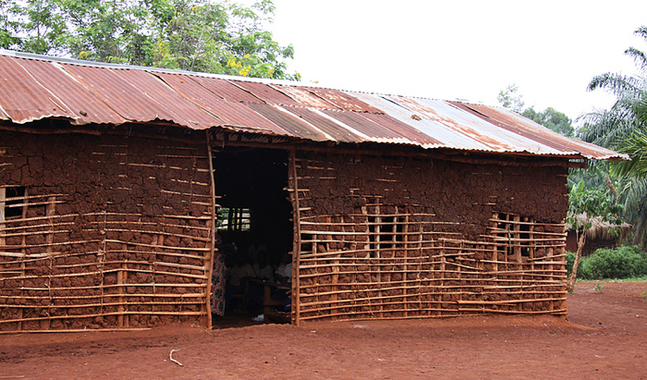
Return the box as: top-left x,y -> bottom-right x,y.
289,154 -> 568,323
0,139 -> 214,331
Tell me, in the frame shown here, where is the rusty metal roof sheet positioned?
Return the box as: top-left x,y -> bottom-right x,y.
154,72 -> 286,134
450,102 -> 625,160
275,85 -> 341,110
349,91 -> 492,150
310,88 -> 382,113
190,76 -> 262,104
283,107 -> 361,143
0,55 -> 74,123
246,103 -> 331,141
0,50 -> 627,161
233,81 -> 300,107
14,58 -> 125,125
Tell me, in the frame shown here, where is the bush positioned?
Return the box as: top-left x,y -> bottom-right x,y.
566,251 -> 576,276
578,246 -> 647,280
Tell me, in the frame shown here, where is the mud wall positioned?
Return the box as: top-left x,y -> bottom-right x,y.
0,130 -> 213,331
290,151 -> 569,323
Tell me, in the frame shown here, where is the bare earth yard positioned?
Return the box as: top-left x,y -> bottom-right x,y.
0,281 -> 646,379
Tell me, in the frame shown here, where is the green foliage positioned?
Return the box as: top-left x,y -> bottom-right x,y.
497,84 -> 525,113
611,131 -> 647,245
592,283 -> 603,292
521,107 -> 574,137
497,84 -> 574,136
565,251 -> 576,276
612,129 -> 647,179
577,246 -> 647,280
567,180 -> 623,230
581,26 -> 647,246
0,0 -> 298,80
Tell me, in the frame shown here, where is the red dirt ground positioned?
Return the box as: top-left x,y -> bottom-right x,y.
1,280 -> 645,379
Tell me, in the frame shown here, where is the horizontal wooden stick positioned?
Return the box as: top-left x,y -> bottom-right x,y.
529,253 -> 567,261
103,239 -> 210,252
98,247 -> 207,261
298,258 -> 479,271
0,239 -> 100,252
0,327 -> 152,334
162,214 -> 211,220
0,221 -> 75,233
487,228 -> 566,237
96,228 -> 209,242
0,213 -> 77,225
456,308 -> 568,315
0,292 -> 206,301
0,230 -> 71,239
488,218 -> 565,227
298,307 -> 568,322
297,276 -> 565,291
1,298 -> 206,309
0,310 -> 206,325
91,220 -> 211,233
298,311 -> 462,321
102,267 -> 207,280
16,282 -> 207,292
298,246 -> 482,260
299,297 -> 567,314
456,297 -> 567,305
297,287 -> 565,303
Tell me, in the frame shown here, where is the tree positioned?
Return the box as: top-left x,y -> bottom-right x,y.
497,84 -> 525,113
581,25 -> 647,246
522,107 -> 574,137
566,181 -> 622,291
497,84 -> 574,136
1,0 -> 299,80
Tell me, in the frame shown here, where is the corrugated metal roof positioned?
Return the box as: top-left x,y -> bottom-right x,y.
191,76 -> 262,104
234,81 -> 300,107
284,107 -> 361,143
14,58 -> 124,125
0,55 -> 74,123
0,50 -> 627,161
153,72 -> 286,134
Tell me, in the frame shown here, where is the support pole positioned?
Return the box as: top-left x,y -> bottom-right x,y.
205,130 -> 217,329
289,149 -> 302,326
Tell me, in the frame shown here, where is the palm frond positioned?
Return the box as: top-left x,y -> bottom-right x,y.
587,72 -> 643,96
625,47 -> 647,72
612,129 -> 647,178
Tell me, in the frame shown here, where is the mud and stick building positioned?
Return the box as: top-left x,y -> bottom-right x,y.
0,51 -> 625,331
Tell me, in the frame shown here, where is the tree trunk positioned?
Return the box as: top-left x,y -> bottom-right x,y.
566,230 -> 587,292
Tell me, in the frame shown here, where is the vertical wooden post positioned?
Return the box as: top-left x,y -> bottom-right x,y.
416,215 -> 424,313
457,240 -> 463,309
118,244 -> 129,328
513,214 -> 521,263
440,238 -> 446,286
492,213 -> 498,274
99,212 -> 107,320
0,187 -> 5,248
19,189 -> 29,330
205,131 -> 217,329
399,209 -> 408,316
374,202 -> 383,318
331,216 -> 338,305
288,149 -> 302,326
41,195 -> 55,330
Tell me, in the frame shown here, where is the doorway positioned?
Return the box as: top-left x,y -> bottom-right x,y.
212,147 -> 293,325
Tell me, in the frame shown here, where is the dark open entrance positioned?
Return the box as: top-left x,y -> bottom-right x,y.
212,147 -> 293,325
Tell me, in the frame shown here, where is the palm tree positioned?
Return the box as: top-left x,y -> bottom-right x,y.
612,131 -> 647,245
580,26 -> 647,146
579,25 -> 647,246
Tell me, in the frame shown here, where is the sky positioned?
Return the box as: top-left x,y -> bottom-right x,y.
246,0 -> 647,125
